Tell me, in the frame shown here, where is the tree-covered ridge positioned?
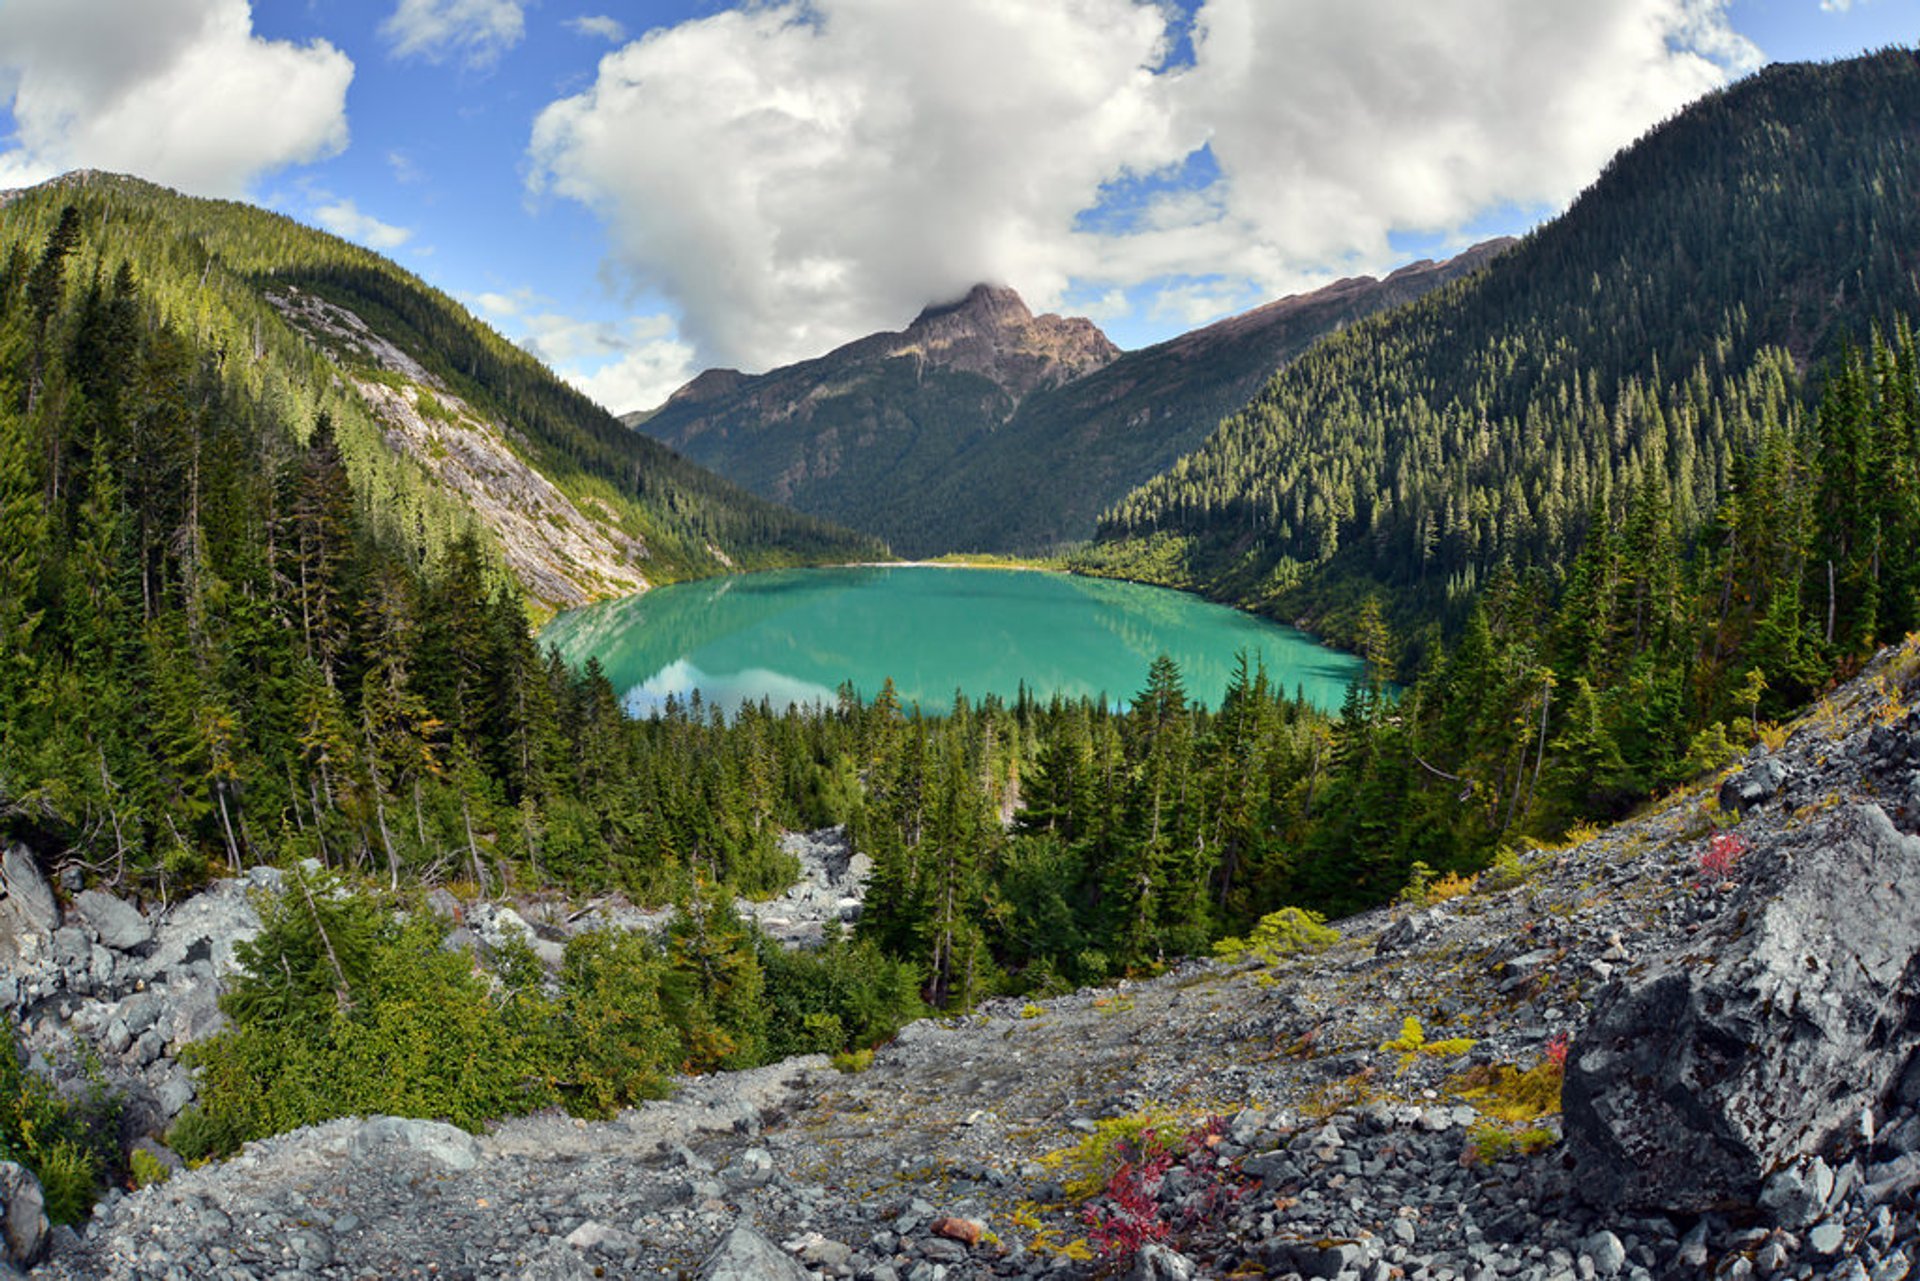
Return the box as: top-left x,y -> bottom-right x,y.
0,172 -> 880,610
1088,49 -> 1920,638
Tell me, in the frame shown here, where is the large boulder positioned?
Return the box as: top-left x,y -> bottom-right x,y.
0,844 -> 59,947
337,1117 -> 482,1171
73,888 -> 151,952
0,1161 -> 47,1269
1563,803 -> 1920,1211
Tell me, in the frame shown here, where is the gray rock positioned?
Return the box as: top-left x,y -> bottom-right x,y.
517,1237 -> 599,1281
1760,1158 -> 1832,1229
564,1221 -> 639,1255
1872,1249 -> 1911,1281
724,1146 -> 773,1190
74,889 -> 151,951
697,1222 -> 810,1281
102,1018 -> 131,1057
1127,1243 -> 1198,1280
0,1161 -> 47,1269
791,1231 -> 852,1268
118,990 -> 165,1037
339,1116 -> 482,1170
1719,756 -> 1789,815
50,926 -> 88,970
1376,908 -> 1447,957
0,846 -> 57,936
1563,804 -> 1920,1212
1808,1221 -> 1846,1256
1582,1230 -> 1627,1277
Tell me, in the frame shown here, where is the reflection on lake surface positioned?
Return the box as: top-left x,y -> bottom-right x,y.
540,566 -> 1364,717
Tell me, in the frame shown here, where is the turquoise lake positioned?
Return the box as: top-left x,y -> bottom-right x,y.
540,566 -> 1364,717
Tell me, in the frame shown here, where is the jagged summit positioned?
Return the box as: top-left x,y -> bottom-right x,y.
911,281 -> 1028,327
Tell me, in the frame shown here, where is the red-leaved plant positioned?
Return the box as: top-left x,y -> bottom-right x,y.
1699,830 -> 1748,883
1083,1117 -> 1251,1261
1083,1137 -> 1173,1257
1544,1032 -> 1570,1072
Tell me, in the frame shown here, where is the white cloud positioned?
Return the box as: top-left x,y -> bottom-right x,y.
0,0 -> 351,198
521,313 -> 697,414
529,0 -> 1183,370
314,198 -> 414,251
388,149 -> 425,184
566,15 -> 627,42
383,0 -> 525,67
528,0 -> 1758,373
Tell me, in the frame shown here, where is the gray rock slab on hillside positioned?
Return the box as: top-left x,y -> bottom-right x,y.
1,845 -> 58,936
334,1117 -> 482,1171
1563,802 -> 1920,1212
0,1161 -> 47,1270
73,889 -> 151,952
697,1222 -> 809,1281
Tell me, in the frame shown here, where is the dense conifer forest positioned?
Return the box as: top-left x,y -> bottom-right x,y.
5,49 -> 1920,1187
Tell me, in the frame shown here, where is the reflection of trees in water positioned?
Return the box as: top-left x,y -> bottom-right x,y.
1060,574 -> 1361,707
541,569 -> 880,693
544,566 -> 1362,717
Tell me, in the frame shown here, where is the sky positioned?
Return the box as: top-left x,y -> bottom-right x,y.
0,1 -> 1915,415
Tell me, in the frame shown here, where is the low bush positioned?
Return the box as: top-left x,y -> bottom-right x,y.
0,1026 -> 119,1223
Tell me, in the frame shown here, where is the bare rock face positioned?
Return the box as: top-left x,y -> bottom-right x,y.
1562,802 -> 1920,1212
900,283 -> 1120,400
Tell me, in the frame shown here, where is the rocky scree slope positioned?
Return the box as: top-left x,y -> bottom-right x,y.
9,642 -> 1920,1280
268,287 -> 652,609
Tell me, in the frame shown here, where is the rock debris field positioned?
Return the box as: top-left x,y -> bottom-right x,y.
6,639 -> 1920,1280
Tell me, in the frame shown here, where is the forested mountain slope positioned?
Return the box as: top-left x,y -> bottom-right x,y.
0,173 -> 879,614
639,248 -> 1500,557
0,173 -> 874,905
1086,49 -> 1920,638
928,241 -> 1512,555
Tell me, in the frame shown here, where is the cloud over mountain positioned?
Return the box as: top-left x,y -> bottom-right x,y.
528,0 -> 1757,373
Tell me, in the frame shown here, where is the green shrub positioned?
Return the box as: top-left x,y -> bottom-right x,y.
555,929 -> 679,1117
175,875 -> 560,1160
1212,906 -> 1339,964
757,921 -> 925,1060
0,1022 -> 118,1222
129,1147 -> 173,1189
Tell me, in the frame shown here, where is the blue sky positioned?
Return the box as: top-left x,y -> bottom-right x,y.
1,0 -> 1914,413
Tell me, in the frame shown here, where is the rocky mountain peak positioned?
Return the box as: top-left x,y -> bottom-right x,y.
910,282 -> 1032,329
890,281 -> 1119,400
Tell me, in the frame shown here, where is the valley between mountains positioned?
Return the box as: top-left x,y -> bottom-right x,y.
4,42 -> 1920,1281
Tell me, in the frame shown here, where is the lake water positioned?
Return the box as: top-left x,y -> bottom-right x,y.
540,566 -> 1364,717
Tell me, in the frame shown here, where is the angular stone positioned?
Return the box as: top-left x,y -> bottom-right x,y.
697,1223 -> 809,1281
723,1147 -> 772,1191
1582,1230 -> 1626,1277
1563,804 -> 1920,1212
1718,756 -> 1789,815
74,889 -> 151,952
1127,1244 -> 1198,1280
1759,1158 -> 1830,1229
0,1161 -> 47,1269
341,1116 -> 482,1170
1809,1221 -> 1846,1256
0,846 -> 57,936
